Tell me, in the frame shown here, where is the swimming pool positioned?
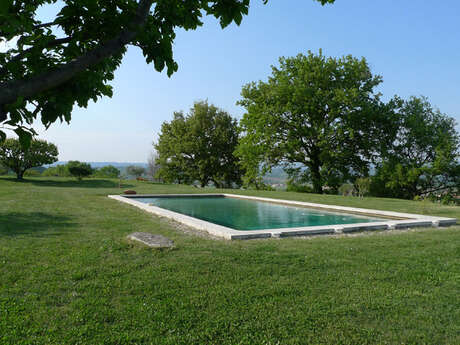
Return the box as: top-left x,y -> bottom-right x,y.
109,193 -> 457,240
135,195 -> 384,230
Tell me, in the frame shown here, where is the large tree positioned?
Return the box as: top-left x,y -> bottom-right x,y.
156,101 -> 242,188
0,137 -> 58,179
371,96 -> 460,200
237,51 -> 390,193
0,0 -> 334,145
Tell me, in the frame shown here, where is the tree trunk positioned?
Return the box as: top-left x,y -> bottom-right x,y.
16,170 -> 24,180
310,161 -> 323,194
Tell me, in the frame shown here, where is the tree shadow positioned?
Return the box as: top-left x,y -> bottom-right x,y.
0,177 -> 134,189
0,212 -> 77,237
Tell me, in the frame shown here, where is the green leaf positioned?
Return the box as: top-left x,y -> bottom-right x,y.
14,128 -> 33,150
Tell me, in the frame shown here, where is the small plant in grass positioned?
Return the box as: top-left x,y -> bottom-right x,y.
68,161 -> 93,181
355,177 -> 371,198
338,183 -> 355,196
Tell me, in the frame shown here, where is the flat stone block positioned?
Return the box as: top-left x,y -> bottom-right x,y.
127,232 -> 174,248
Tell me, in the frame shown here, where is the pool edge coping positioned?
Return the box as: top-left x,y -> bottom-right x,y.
108,193 -> 457,240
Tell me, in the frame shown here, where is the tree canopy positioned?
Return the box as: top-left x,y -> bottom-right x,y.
0,137 -> 58,179
371,96 -> 460,200
93,165 -> 121,178
67,160 -> 93,180
126,165 -> 145,178
156,101 -> 242,188
0,0 -> 334,146
237,51 -> 390,193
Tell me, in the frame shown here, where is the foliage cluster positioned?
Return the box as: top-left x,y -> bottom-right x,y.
67,161 -> 93,181
126,165 -> 145,178
0,0 -> 334,145
155,101 -> 242,188
0,162 -> 8,175
92,165 -> 121,179
0,138 -> 58,179
236,52 -> 460,199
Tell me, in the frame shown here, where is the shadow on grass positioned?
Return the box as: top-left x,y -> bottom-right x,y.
0,212 -> 77,237
0,177 -> 134,189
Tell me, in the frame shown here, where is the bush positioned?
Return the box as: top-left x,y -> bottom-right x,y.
126,165 -> 146,178
0,163 -> 8,175
42,165 -> 71,177
286,179 -> 314,193
24,169 -> 42,177
92,165 -> 120,178
355,177 -> 371,198
68,161 -> 93,181
338,183 -> 354,196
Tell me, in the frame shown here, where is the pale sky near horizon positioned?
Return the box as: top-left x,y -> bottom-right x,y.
4,0 -> 460,162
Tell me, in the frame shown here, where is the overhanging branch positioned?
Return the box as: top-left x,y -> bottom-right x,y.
0,0 -> 153,109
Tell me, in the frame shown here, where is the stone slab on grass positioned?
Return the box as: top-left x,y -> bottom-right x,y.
127,232 -> 174,248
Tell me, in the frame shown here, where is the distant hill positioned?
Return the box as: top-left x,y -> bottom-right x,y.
48,162 -> 147,168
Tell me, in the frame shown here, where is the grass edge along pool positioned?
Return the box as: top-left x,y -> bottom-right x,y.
108,193 -> 457,240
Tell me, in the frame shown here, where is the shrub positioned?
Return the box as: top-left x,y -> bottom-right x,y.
286,179 -> 314,193
0,163 -> 8,175
42,164 -> 71,177
24,169 -> 42,177
338,183 -> 354,196
92,165 -> 120,178
355,177 -> 371,198
126,165 -> 146,178
68,161 -> 93,181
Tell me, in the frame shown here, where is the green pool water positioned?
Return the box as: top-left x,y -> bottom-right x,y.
136,196 -> 384,231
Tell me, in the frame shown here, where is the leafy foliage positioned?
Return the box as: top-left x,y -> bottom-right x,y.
0,0 -> 335,145
126,165 -> 145,178
0,162 -> 9,175
92,165 -> 121,178
42,164 -> 71,177
338,183 -> 355,196
237,51 -> 389,194
156,101 -> 242,188
67,160 -> 93,181
0,138 -> 58,179
371,96 -> 460,199
354,177 -> 371,198
147,150 -> 161,181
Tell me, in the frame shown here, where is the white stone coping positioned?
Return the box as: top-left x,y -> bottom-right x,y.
108,193 -> 457,240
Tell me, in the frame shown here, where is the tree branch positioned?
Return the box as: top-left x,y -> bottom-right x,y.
0,37 -> 73,78
0,0 -> 153,109
34,21 -> 58,29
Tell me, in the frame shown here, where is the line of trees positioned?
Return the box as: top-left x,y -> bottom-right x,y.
154,51 -> 460,200
1,50 -> 458,201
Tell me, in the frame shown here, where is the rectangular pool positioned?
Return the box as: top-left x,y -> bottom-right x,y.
108,194 -> 456,240
135,196 -> 384,230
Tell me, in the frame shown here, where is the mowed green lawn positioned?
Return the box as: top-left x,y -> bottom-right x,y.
0,177 -> 459,345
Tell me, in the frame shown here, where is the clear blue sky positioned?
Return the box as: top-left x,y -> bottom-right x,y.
30,0 -> 460,162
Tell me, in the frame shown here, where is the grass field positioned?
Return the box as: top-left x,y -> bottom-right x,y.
1,177 -> 459,344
